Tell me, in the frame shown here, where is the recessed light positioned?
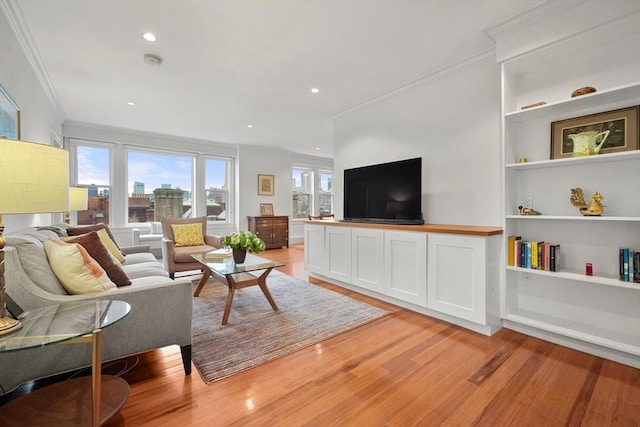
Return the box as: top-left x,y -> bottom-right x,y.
127,101 -> 136,106
247,124 -> 253,128
142,32 -> 157,42
315,147 -> 320,150
311,88 -> 320,93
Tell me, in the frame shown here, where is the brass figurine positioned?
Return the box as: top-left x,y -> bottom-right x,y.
570,188 -> 604,216
518,205 -> 541,215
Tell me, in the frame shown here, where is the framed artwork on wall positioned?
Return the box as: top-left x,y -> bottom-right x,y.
260,203 -> 274,216
258,174 -> 274,196
0,85 -> 20,140
551,105 -> 639,159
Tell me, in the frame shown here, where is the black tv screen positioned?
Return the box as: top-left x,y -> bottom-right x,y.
343,157 -> 423,225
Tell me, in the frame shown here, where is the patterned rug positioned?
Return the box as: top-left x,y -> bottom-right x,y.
191,271 -> 390,383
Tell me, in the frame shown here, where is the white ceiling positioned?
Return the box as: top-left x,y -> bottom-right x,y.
14,0 -> 544,158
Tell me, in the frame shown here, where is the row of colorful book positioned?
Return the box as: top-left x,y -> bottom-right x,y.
507,236 -> 560,271
619,248 -> 640,283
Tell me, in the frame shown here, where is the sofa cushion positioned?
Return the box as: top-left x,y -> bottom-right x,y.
63,231 -> 132,287
5,236 -> 68,295
43,239 -> 117,294
171,223 -> 205,247
122,252 -> 159,265
123,261 -> 170,279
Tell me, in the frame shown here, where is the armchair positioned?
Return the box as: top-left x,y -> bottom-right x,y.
161,216 -> 222,278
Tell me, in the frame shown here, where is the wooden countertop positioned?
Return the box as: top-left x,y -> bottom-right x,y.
304,219 -> 503,236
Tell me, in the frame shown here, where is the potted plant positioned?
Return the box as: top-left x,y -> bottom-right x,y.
223,230 -> 266,263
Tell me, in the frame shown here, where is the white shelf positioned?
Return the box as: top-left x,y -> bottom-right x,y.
503,311 -> 640,356
506,215 -> 640,222
506,266 -> 640,290
505,81 -> 640,122
505,150 -> 640,170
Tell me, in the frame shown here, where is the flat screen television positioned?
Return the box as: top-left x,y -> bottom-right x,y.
343,157 -> 424,225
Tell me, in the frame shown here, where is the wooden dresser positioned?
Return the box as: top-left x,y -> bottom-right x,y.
247,216 -> 289,249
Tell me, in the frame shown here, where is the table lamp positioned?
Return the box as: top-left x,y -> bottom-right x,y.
0,139 -> 69,335
65,187 -> 89,224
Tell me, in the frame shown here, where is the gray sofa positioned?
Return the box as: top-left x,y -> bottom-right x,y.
0,226 -> 193,395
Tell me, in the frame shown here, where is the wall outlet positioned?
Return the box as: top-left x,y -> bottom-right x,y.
524,196 -> 533,209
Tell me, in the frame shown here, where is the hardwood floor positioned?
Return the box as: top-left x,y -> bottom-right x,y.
103,244 -> 639,426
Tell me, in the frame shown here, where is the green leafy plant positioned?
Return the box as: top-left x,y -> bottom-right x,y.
223,230 -> 266,253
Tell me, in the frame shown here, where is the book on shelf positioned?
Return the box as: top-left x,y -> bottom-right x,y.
507,235 -> 521,266
619,247 -> 639,283
205,248 -> 232,260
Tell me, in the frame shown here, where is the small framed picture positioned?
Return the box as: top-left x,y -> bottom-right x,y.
258,174 -> 274,196
260,203 -> 274,216
551,106 -> 639,159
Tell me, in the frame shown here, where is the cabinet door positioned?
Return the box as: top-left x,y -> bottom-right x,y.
427,233 -> 486,324
324,226 -> 351,282
351,228 -> 384,292
254,218 -> 273,245
271,217 -> 289,248
383,231 -> 427,307
304,224 -> 325,274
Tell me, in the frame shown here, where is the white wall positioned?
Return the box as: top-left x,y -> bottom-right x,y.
1,8 -> 66,231
333,54 -> 502,227
237,145 -> 292,231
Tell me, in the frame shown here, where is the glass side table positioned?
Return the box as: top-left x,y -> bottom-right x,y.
0,300 -> 131,427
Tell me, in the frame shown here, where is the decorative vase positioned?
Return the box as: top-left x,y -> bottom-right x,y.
232,248 -> 247,264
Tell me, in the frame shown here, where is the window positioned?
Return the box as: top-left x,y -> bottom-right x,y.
74,145 -> 111,226
127,150 -> 194,223
318,170 -> 333,214
205,157 -> 230,221
292,167 -> 312,219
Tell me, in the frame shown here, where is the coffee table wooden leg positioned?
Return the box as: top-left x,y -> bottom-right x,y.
222,283 -> 235,325
194,265 -> 212,297
257,267 -> 278,311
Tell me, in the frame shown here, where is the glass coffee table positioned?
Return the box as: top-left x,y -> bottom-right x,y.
192,253 -> 284,325
0,300 -> 131,427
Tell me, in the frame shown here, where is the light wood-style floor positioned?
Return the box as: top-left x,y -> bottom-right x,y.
104,244 -> 639,426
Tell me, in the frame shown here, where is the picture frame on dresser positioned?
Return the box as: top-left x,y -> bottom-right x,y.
551,105 -> 640,159
260,203 -> 274,216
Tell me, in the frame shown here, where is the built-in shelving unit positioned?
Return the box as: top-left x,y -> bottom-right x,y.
500,9 -> 640,367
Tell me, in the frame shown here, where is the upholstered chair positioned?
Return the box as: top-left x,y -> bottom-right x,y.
161,216 -> 222,278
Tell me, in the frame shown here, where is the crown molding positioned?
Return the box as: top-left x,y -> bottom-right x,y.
0,0 -> 66,118
484,0 -> 585,42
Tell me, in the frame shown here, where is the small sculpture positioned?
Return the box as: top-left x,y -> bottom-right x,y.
571,86 -> 597,97
518,205 -> 541,215
570,188 -> 604,216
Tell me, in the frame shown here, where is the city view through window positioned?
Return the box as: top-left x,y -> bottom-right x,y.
74,145 -> 228,225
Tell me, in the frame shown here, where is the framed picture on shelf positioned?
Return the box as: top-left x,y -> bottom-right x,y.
0,85 -> 20,140
551,105 -> 639,159
258,174 -> 274,196
260,203 -> 274,216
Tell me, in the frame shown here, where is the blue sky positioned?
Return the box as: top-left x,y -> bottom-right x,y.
77,146 -> 226,194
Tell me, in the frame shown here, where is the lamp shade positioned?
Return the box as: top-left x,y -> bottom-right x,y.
0,139 -> 69,214
68,187 -> 88,211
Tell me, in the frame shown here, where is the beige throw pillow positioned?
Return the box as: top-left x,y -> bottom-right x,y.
44,239 -> 117,294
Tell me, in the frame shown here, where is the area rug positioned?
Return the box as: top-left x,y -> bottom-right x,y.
191,271 -> 390,383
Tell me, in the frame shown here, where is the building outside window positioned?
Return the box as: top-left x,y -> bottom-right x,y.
205,157 -> 230,221
127,150 -> 194,223
292,167 -> 313,219
74,144 -> 111,226
318,170 -> 333,214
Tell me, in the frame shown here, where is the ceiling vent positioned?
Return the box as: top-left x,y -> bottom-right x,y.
143,53 -> 163,65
